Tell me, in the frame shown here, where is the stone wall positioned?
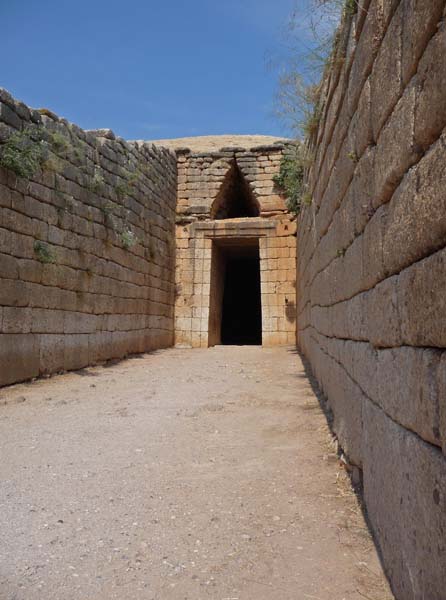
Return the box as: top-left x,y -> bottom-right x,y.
172,142 -> 297,347
0,89 -> 177,386
297,2 -> 446,598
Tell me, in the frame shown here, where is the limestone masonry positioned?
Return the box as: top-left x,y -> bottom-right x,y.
0,96 -> 295,382
298,1 -> 446,598
167,138 -> 297,348
1,1 -> 446,597
0,89 -> 177,385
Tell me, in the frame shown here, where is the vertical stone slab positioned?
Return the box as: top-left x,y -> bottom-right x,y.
0,334 -> 39,386
363,400 -> 446,600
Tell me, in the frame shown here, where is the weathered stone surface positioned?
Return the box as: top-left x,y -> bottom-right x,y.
361,204 -> 387,290
373,80 -> 421,207
401,0 -> 446,86
363,400 -> 446,600
38,333 -> 65,374
413,19 -> 446,149
0,89 -> 176,386
364,276 -> 402,347
438,353 -> 446,455
370,2 -> 403,140
376,346 -> 441,447
311,336 -> 363,466
0,334 -> 39,385
383,133 -> 446,275
298,5 -> 446,596
398,249 -> 446,347
348,77 -> 372,158
0,102 -> 22,130
297,0 -> 446,600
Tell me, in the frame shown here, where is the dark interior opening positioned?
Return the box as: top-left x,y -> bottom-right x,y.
221,248 -> 262,345
212,162 -> 260,219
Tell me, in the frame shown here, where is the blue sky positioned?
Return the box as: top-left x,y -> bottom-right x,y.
2,0 -> 318,140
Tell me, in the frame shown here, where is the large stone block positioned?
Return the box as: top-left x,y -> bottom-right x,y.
401,0 -> 445,86
38,334 -> 65,374
336,233 -> 364,302
313,338 -> 363,466
350,292 -> 368,340
346,0 -> 385,117
370,2 -> 403,140
383,132 -> 446,276
363,400 -> 446,600
0,183 -> 11,209
348,77 -> 373,159
2,306 -> 32,334
0,226 -> 12,254
361,204 -> 387,290
31,308 -> 65,334
346,339 -> 379,401
0,251 -> 18,279
376,346 -> 441,447
316,138 -> 356,240
1,207 -> 35,237
63,334 -> 90,371
374,80 -> 421,207
0,279 -> 30,307
0,333 -> 39,386
0,101 -> 21,129
414,20 -> 446,149
365,276 -> 402,348
398,248 -> 446,347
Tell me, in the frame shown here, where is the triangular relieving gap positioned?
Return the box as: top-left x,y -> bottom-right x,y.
211,160 -> 260,219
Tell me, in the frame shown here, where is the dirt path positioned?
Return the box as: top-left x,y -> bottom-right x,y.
0,347 -> 393,600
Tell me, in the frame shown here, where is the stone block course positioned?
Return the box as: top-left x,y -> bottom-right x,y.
298,4 -> 446,596
0,89 -> 176,386
363,401 -> 446,600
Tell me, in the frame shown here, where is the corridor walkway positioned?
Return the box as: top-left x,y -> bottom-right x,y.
0,347 -> 392,599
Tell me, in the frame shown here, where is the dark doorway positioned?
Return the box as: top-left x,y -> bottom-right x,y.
221,249 -> 262,345
211,161 -> 260,219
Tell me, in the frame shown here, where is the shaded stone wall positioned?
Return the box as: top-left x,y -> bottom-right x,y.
0,89 -> 177,386
173,143 -> 297,347
297,2 -> 446,598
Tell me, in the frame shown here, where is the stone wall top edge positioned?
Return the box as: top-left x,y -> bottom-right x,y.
0,87 -> 177,162
145,136 -> 297,158
177,143 -> 293,158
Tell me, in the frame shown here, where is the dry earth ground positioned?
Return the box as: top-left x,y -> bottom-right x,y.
0,346 -> 393,600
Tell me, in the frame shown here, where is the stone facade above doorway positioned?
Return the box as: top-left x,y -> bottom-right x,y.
155,136 -> 297,348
